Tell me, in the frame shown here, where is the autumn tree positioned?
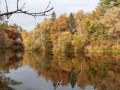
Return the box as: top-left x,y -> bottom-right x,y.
50,14 -> 69,50
72,34 -> 86,52
0,31 -> 11,48
32,29 -> 51,51
97,0 -> 120,15
51,13 -> 68,33
24,18 -> 53,51
100,7 -> 120,33
75,10 -> 86,21
58,32 -> 72,52
21,31 -> 31,43
23,32 -> 33,50
100,7 -> 120,45
75,10 -> 87,36
85,19 -> 94,39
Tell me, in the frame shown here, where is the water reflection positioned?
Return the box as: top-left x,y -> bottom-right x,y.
0,50 -> 24,90
0,50 -> 120,90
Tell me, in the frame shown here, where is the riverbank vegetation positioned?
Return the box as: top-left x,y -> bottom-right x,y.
1,0 -> 120,52
21,0 -> 120,52
0,21 -> 24,50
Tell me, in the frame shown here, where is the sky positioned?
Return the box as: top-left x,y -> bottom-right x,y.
1,0 -> 100,31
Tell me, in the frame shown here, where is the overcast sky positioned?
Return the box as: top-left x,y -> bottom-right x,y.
1,0 -> 100,31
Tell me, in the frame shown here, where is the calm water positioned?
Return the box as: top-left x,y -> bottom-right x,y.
0,50 -> 120,90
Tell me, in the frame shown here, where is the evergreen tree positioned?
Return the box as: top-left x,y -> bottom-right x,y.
51,11 -> 56,21
67,13 -> 76,34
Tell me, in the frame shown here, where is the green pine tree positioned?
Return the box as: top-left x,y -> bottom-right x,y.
67,13 -> 76,34
51,11 -> 56,21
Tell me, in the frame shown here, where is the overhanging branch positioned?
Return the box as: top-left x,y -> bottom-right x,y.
0,0 -> 54,19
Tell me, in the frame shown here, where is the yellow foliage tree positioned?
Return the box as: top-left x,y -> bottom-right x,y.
72,33 -> 86,52
58,32 -> 72,52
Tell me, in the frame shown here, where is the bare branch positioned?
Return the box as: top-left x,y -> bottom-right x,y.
4,0 -> 9,19
0,0 -> 54,19
8,14 -> 12,18
0,10 -> 17,16
5,0 -> 8,12
43,1 -> 52,16
20,2 -> 26,10
22,7 -> 54,15
45,1 -> 51,12
17,0 -> 19,10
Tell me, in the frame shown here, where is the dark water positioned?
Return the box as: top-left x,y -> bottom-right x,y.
0,50 -> 120,90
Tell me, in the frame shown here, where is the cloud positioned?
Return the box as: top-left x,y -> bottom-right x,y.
2,0 -> 99,31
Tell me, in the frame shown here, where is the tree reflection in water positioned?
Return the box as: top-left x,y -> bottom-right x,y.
23,52 -> 120,90
0,50 -> 24,90
0,50 -> 120,90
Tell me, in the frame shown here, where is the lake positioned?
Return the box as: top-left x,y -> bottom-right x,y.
0,50 -> 120,90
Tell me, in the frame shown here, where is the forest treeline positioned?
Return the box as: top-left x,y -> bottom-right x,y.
1,0 -> 120,52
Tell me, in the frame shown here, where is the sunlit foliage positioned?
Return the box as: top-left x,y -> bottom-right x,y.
72,33 -> 86,52
50,14 -> 69,51
23,18 -> 53,51
58,32 -> 72,52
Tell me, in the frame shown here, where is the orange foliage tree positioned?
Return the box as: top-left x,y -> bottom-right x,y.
50,14 -> 69,50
